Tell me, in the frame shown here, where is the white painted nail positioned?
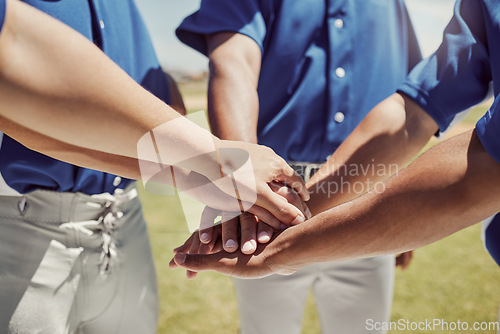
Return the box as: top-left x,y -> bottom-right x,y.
225,239 -> 237,249
242,241 -> 256,253
258,232 -> 270,243
305,207 -> 312,219
292,214 -> 305,225
201,233 -> 210,242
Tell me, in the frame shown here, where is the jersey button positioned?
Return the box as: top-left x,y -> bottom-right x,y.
334,112 -> 345,123
334,18 -> 344,29
113,176 -> 122,187
335,67 -> 346,78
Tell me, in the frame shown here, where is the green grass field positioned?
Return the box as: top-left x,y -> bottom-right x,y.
142,85 -> 500,333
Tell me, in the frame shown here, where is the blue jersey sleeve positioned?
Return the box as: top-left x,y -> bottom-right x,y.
398,0 -> 492,133
476,96 -> 500,164
176,0 -> 268,56
0,0 -> 6,34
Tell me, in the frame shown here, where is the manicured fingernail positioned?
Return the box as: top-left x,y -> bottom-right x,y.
200,233 -> 210,243
305,207 -> 312,219
176,252 -> 186,264
292,214 -> 305,225
225,239 -> 238,249
258,232 -> 270,243
280,223 -> 287,230
242,240 -> 256,253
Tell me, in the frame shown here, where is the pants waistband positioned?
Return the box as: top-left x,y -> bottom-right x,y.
0,183 -> 138,224
289,162 -> 324,183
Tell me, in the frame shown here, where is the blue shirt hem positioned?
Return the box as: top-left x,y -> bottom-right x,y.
398,83 -> 452,133
176,27 -> 264,56
476,104 -> 500,164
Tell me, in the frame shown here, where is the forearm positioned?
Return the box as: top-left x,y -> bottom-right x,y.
0,115 -> 144,179
206,33 -> 260,142
0,0 -> 213,167
306,93 -> 438,215
166,73 -> 187,115
274,129 -> 500,270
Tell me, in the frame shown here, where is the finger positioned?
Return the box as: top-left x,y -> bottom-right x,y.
188,233 -> 202,254
169,257 -> 178,269
173,251 -> 273,279
255,187 -> 306,226
171,233 -> 196,269
247,205 -> 285,230
185,233 -> 205,279
396,252 -> 412,270
269,182 -> 311,220
199,227 -> 214,245
199,207 -> 221,244
199,227 -> 213,244
173,233 -> 196,254
199,241 -> 212,255
240,213 -> 258,255
190,235 -> 220,280
206,224 -> 222,253
212,237 -> 224,253
270,182 -> 304,210
274,165 -> 310,201
186,270 -> 198,280
403,251 -> 413,270
174,252 -> 233,275
304,204 -> 312,220
222,213 -> 239,253
257,220 -> 273,243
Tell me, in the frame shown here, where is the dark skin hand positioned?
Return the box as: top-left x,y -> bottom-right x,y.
172,130 -> 500,278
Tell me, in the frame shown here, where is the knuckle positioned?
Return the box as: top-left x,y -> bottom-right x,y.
193,255 -> 204,268
278,203 -> 292,218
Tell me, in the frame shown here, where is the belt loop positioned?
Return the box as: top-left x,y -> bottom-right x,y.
304,165 -> 313,183
17,197 -> 28,216
289,162 -> 325,183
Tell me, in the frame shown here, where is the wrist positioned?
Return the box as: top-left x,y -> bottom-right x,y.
264,228 -> 304,275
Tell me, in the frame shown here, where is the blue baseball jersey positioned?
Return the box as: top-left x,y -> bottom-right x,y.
477,96 -> 500,163
177,0 -> 421,163
399,0 -> 500,139
0,0 -> 170,195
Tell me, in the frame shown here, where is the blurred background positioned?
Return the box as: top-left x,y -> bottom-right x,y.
134,1 -> 500,333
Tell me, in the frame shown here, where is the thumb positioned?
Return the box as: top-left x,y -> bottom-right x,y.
174,252 -> 231,274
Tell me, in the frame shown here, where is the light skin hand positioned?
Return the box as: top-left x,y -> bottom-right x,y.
215,140 -> 310,224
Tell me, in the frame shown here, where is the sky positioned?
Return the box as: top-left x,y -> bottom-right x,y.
134,0 -> 457,74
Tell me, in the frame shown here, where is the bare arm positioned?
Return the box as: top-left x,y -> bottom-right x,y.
174,129 -> 500,277
0,115 -> 143,179
0,0 -> 308,225
166,72 -> 187,115
307,93 -> 439,215
206,32 -> 261,143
